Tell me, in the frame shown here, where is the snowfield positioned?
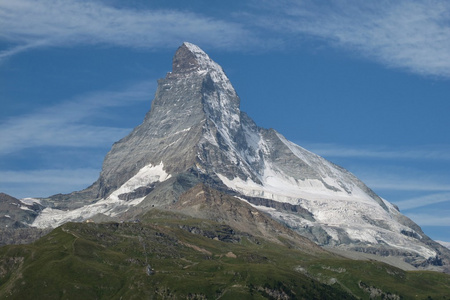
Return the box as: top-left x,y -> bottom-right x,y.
32,162 -> 171,228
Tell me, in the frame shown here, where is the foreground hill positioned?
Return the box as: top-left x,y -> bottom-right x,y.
1,204 -> 449,299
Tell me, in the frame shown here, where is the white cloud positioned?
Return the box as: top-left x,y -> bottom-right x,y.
0,0 -> 253,60
0,81 -> 154,155
2,1 -> 449,79
298,142 -> 450,192
404,212 -> 450,226
305,143 -> 450,161
0,40 -> 49,60
252,0 -> 450,78
339,165 -> 450,193
0,0 -> 253,58
0,168 -> 99,185
394,192 -> 450,210
367,178 -> 450,192
0,168 -> 100,198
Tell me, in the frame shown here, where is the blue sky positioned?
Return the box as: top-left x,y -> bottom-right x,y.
1,0 -> 449,243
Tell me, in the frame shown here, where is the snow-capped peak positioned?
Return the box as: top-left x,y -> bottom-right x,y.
182,42 -> 214,69
171,42 -> 235,94
181,42 -> 223,74
171,42 -> 242,138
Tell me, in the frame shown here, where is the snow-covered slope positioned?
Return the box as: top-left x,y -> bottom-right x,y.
438,241 -> 450,250
32,162 -> 171,228
171,43 -> 440,264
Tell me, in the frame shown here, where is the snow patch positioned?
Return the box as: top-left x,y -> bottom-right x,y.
20,198 -> 42,206
32,162 -> 171,228
216,132 -> 436,259
20,206 -> 33,212
108,162 -> 171,201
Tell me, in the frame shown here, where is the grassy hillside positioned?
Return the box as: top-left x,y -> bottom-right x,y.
0,210 -> 449,299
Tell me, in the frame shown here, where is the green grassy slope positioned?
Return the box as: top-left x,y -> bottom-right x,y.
0,211 -> 449,299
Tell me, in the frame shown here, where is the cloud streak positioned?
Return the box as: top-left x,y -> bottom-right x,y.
0,0 -> 253,60
0,168 -> 100,198
404,212 -> 450,226
301,143 -> 450,192
0,168 -> 99,185
305,143 -> 450,161
252,0 -> 450,78
2,1 -> 450,79
334,163 -> 450,193
0,81 -> 154,155
394,192 -> 450,210
367,178 -> 450,192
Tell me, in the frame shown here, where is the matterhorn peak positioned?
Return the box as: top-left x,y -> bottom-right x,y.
169,43 -> 235,94
30,42 -> 450,272
171,42 -> 220,75
166,42 -> 241,135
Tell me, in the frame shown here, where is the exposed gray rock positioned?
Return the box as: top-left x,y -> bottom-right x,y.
358,281 -> 401,300
0,227 -> 51,247
0,193 -> 50,245
118,185 -> 155,201
0,193 -> 43,228
241,195 -> 315,222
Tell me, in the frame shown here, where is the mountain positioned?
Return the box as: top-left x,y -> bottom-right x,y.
439,241 -> 450,250
0,193 -> 50,246
0,193 -> 41,229
11,42 -> 450,272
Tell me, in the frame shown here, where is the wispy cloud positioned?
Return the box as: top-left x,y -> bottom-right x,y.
366,177 -> 450,192
2,1 -> 449,78
394,192 -> 450,210
0,168 -> 99,185
0,168 -> 100,198
404,212 -> 450,226
304,143 -> 450,161
252,0 -> 450,78
301,142 -> 450,191
334,163 -> 450,193
0,81 -> 154,155
0,0 -> 253,60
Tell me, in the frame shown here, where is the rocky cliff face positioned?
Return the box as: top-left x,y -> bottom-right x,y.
29,42 -> 449,271
0,193 -> 50,246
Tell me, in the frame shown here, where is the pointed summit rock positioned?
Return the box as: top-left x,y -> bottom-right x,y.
41,42 -> 242,207
171,42 -> 219,75
171,42 -> 203,75
90,42 -> 242,199
34,43 -> 450,272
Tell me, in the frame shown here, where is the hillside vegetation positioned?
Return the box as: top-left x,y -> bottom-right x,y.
0,209 -> 449,299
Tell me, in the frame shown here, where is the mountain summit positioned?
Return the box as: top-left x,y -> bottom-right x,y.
28,42 -> 449,271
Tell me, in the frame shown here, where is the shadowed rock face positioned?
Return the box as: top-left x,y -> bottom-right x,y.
171,43 -> 204,75
27,42 -> 449,272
